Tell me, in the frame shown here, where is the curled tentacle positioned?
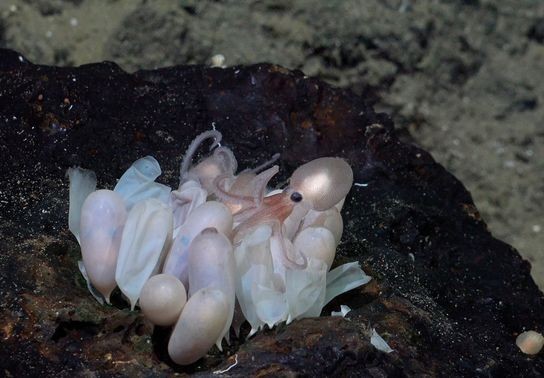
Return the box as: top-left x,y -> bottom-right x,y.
190,147 -> 238,194
213,174 -> 257,208
212,146 -> 238,175
212,165 -> 279,212
248,152 -> 280,174
251,165 -> 279,207
274,221 -> 308,270
179,130 -> 222,180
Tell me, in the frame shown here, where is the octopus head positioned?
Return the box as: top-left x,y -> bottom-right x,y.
288,157 -> 353,212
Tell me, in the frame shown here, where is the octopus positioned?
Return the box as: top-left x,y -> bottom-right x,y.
68,129 -> 370,366
179,130 -> 354,270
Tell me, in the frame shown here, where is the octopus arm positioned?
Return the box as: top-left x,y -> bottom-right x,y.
247,152 -> 280,174
213,174 -> 256,207
251,165 -> 279,207
179,129 -> 222,180
275,223 -> 308,270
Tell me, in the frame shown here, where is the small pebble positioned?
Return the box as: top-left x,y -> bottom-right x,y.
516,330 -> 544,355
210,54 -> 226,68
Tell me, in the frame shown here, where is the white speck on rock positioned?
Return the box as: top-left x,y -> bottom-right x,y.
371,328 -> 394,353
331,305 -> 352,317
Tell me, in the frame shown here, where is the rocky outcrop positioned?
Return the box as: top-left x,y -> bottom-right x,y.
0,49 -> 542,376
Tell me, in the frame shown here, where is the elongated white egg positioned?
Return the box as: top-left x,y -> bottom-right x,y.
168,288 -> 228,365
79,189 -> 127,302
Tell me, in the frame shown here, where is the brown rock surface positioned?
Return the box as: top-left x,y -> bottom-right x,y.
0,49 -> 542,376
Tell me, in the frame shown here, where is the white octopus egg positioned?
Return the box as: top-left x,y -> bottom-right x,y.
293,226 -> 336,270
139,274 -> 187,326
79,189 -> 127,302
168,288 -> 228,365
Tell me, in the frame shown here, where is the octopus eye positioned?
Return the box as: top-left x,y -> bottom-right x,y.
290,191 -> 303,203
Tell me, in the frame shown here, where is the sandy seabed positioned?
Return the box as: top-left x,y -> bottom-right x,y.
1,0 -> 542,289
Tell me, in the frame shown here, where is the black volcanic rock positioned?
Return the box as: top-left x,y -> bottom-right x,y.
0,48 -> 542,377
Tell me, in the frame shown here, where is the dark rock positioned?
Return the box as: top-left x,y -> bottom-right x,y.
528,18 -> 544,44
0,48 -> 542,377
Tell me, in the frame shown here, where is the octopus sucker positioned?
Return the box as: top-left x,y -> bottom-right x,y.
68,129 -> 371,365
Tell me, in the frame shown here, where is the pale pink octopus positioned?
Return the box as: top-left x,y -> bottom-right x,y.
180,130 -> 354,269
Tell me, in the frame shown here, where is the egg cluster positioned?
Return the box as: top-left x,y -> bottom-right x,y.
68,130 -> 370,365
